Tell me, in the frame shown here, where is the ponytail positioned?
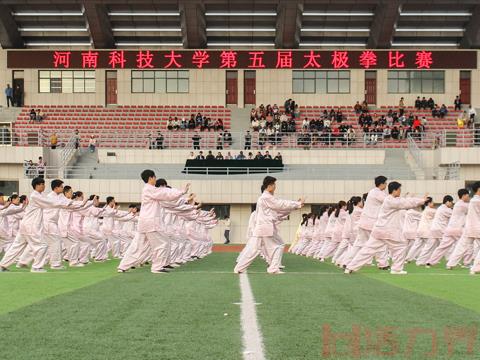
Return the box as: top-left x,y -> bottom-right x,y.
300,213 -> 308,226
347,196 -> 362,214
334,201 -> 347,217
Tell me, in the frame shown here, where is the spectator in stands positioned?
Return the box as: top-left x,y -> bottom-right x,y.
439,104 -> 448,118
468,105 -> 476,127
272,104 -> 279,115
399,97 -> 405,116
25,160 -> 35,178
188,115 -> 196,129
216,152 -> 224,160
195,113 -> 203,127
225,152 -> 233,160
457,112 -> 467,129
216,133 -> 223,150
37,156 -> 46,178
206,151 -> 215,160
14,85 -> 23,107
432,105 -> 440,118
254,151 -> 263,160
415,96 -> 422,110
29,108 -> 36,122
223,131 -> 232,146
50,132 -> 58,150
264,151 -> 272,160
354,101 -> 362,115
347,127 -> 356,144
180,117 -> 187,130
192,132 -> 201,150
284,99 -> 292,114
391,126 -> 400,140
251,118 -> 259,131
154,132 -> 164,149
173,117 -> 180,130
188,152 -> 195,160
214,119 -> 224,131
292,104 -> 300,119
454,95 -> 462,111
361,100 -> 369,112
412,116 -> 421,130
274,152 -> 282,161
74,129 -> 80,149
383,126 -> 391,140
167,117 -> 174,130
427,97 -> 435,110
36,109 -> 45,122
250,108 -> 257,121
4,84 -> 13,108
88,135 -> 97,153
420,97 -> 427,110
244,131 -> 252,150
236,151 -> 246,160
302,118 -> 310,130
196,151 -> 205,160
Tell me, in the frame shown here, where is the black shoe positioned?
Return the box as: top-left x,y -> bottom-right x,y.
224,241 -> 230,244
378,266 -> 391,271
165,265 -> 174,269
0,266 -> 9,272
342,264 -> 347,269
160,269 -> 170,273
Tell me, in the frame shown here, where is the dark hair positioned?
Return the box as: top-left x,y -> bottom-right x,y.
317,206 -> 327,217
0,192 -> 4,197
458,188 -> 469,198
155,178 -> 167,187
89,194 -> 98,201
347,196 -> 362,214
301,213 -> 308,226
73,191 -> 83,199
261,176 -> 277,193
141,169 -> 155,183
50,179 -> 64,191
19,195 -> 27,203
472,181 -> 480,194
388,181 -> 401,194
63,185 -> 72,194
422,196 -> 433,210
327,206 -> 335,216
375,176 -> 388,187
443,195 -> 454,204
129,204 -> 136,209
106,196 -> 114,204
10,194 -> 19,201
362,193 -> 368,203
31,177 -> 45,189
334,201 -> 347,217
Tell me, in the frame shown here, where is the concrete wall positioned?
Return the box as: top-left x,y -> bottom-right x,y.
2,49 -> 479,108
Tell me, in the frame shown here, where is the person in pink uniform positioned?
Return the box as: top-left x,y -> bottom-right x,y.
234,176 -> 304,275
448,182 -> 480,271
318,207 -> 338,262
415,195 -> 453,267
344,177 -> 390,270
300,214 -> 315,256
427,189 -> 469,267
336,196 -> 363,267
0,195 -> 26,253
401,207 -> 422,257
313,208 -> 330,259
5,195 -> 26,252
119,170 -> 189,274
346,181 -> 427,275
406,197 -> 436,262
0,177 -> 79,273
291,214 -> 309,255
468,183 -> 480,274
307,209 -> 328,258
83,195 -> 109,262
321,200 -> 347,263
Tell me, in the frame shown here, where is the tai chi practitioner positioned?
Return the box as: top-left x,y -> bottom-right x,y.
346,182 -> 426,275
336,196 -> 363,267
448,182 -> 480,271
428,189 -> 469,267
307,209 -> 328,258
401,208 -> 422,256
318,208 -> 338,262
0,178 -> 79,273
312,209 -> 330,259
234,176 -> 304,275
118,170 -> 189,274
416,195 -> 454,266
0,195 -> 26,253
344,177 -> 390,269
406,197 -> 436,262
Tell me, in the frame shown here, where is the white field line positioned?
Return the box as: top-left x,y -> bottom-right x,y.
239,273 -> 266,360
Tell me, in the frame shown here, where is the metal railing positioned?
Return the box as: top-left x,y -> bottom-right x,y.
7,127 -> 480,150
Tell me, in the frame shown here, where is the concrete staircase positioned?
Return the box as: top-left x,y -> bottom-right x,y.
384,149 -> 416,180
0,107 -> 22,124
228,107 -> 251,147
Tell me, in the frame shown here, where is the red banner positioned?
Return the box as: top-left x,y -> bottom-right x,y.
7,50 -> 477,69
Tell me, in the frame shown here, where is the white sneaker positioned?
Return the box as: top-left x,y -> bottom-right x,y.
16,263 -> 28,269
390,270 -> 407,275
279,265 -> 285,269
31,268 -> 47,273
70,263 -> 85,268
170,263 -> 181,268
50,266 -> 65,270
344,269 -> 353,274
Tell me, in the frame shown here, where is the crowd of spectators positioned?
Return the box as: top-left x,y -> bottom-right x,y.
189,150 -> 283,161
29,108 -> 45,123
167,113 -> 224,132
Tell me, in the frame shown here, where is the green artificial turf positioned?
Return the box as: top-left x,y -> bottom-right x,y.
248,254 -> 480,360
0,255 -> 242,360
1,252 -> 479,360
